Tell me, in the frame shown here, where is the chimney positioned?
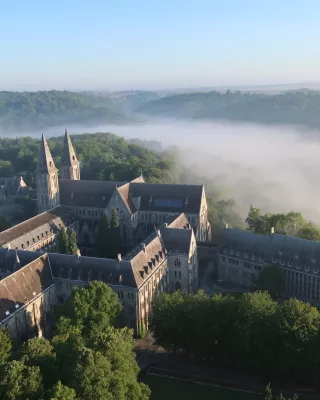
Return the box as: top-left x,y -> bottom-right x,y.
117,253 -> 122,263
141,243 -> 146,252
270,226 -> 275,235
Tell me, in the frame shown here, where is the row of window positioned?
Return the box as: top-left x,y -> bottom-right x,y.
223,247 -> 318,264
274,258 -> 318,273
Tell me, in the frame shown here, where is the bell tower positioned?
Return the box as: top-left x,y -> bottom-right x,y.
60,129 -> 80,180
36,134 -> 60,213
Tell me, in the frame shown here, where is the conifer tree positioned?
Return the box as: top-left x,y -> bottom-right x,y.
66,228 -> 78,255
110,208 -> 121,258
59,226 -> 68,254
111,208 -> 119,228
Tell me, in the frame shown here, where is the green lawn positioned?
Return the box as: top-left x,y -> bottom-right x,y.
145,374 -> 262,400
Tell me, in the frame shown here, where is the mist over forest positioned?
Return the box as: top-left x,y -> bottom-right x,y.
3,119 -> 320,225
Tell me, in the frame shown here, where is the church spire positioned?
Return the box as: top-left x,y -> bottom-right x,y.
60,129 -> 80,180
36,134 -> 57,174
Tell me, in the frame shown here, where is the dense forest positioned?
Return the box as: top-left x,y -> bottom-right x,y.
0,281 -> 150,400
137,89 -> 320,130
152,289 -> 320,389
3,89 -> 320,132
0,91 -> 134,131
0,131 -> 320,240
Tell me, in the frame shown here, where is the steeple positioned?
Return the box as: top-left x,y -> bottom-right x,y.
36,134 -> 58,174
60,129 -> 80,180
36,134 -> 60,213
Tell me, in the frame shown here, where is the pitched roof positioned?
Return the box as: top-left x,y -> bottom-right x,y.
124,231 -> 167,288
36,134 -> 57,174
161,227 -> 193,255
129,182 -> 203,214
59,179 -> 125,208
166,213 -> 191,229
0,206 -> 73,249
61,130 -> 79,167
0,253 -> 53,323
48,253 -> 137,288
222,228 -> 320,268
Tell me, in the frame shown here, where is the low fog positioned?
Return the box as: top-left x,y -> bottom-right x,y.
6,120 -> 320,223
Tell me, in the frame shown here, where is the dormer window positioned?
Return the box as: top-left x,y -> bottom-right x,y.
312,258 -> 316,263
280,259 -> 284,265
297,264 -> 300,270
259,255 -> 263,262
272,257 -> 276,263
288,261 -> 292,267
108,273 -> 113,283
230,249 -> 233,255
314,267 -> 318,274
305,265 -> 309,272
119,274 -> 124,284
244,253 -> 248,259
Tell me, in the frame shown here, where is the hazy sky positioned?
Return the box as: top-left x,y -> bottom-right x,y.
1,0 -> 320,90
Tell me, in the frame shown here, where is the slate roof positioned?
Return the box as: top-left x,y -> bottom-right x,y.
161,228 -> 193,255
48,253 -> 137,288
36,134 -> 57,174
222,228 -> 320,270
124,231 -> 167,288
0,206 -> 73,249
59,179 -> 125,208
129,182 -> 203,214
0,253 -> 53,323
61,130 -> 79,168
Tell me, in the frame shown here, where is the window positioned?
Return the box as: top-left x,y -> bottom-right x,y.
178,271 -> 181,278
88,270 -> 92,281
272,257 -> 276,263
174,258 -> 181,267
288,261 -> 292,267
68,268 -> 72,279
244,253 -> 248,259
280,259 -> 284,265
230,249 -> 233,255
154,199 -> 182,208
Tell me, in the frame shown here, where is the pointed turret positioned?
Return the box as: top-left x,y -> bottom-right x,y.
36,134 -> 57,174
60,129 -> 80,180
36,134 -> 60,213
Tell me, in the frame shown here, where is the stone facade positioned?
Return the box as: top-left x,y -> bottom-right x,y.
0,213 -> 195,339
217,227 -> 320,305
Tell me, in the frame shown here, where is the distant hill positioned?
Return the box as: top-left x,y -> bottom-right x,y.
0,90 -> 141,132
135,89 -> 320,130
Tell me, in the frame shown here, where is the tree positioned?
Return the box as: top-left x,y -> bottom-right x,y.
296,222 -> 320,241
58,226 -> 68,254
46,381 -> 76,400
0,360 -> 43,400
57,281 -> 122,337
110,208 -> 121,258
246,206 -> 270,235
0,329 -> 12,365
96,210 -> 110,258
255,266 -> 284,297
66,228 -> 78,255
20,337 -> 56,387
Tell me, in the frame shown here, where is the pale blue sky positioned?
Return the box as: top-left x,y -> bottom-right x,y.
0,0 -> 319,90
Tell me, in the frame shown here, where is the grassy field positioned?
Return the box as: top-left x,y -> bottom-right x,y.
145,374 -> 262,400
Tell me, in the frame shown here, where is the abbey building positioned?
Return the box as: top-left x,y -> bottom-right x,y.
0,130 -> 207,341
